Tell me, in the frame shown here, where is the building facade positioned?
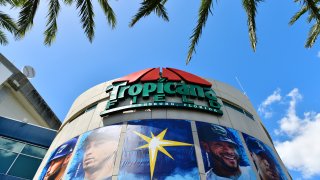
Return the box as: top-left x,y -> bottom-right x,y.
0,54 -> 61,179
35,67 -> 291,180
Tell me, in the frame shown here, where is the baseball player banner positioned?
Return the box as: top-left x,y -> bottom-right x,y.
242,133 -> 288,180
64,124 -> 122,180
118,119 -> 199,180
38,137 -> 78,180
196,122 -> 256,180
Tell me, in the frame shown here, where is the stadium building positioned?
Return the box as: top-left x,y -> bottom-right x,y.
0,54 -> 61,179
35,67 -> 291,180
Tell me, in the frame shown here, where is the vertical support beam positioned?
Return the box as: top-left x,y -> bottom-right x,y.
191,121 -> 206,180
112,122 -> 127,179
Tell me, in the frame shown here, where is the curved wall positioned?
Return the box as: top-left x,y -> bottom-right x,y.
34,68 -> 291,180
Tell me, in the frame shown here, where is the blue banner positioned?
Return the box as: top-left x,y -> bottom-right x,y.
196,122 -> 256,180
64,125 -> 122,180
242,133 -> 288,180
119,119 -> 199,180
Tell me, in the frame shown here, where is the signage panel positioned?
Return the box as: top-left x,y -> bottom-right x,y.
101,68 -> 223,117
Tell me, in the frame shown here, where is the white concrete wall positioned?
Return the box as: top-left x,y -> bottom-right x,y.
0,85 -> 49,128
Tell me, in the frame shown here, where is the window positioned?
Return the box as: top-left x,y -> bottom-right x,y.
0,136 -> 48,179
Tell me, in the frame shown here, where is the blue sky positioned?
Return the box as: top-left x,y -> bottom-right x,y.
1,0 -> 320,179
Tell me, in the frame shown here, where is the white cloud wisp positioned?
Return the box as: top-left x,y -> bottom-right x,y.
258,88 -> 282,118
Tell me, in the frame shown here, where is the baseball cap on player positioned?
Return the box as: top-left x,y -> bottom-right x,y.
50,137 -> 77,161
245,136 -> 266,155
199,124 -> 237,146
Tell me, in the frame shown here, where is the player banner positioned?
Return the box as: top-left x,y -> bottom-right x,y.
118,119 -> 199,180
196,122 -> 256,180
242,133 -> 288,180
64,124 -> 122,180
38,137 -> 78,180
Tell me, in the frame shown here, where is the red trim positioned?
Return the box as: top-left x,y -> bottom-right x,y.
167,68 -> 212,86
141,67 -> 160,82
162,68 -> 181,81
113,68 -> 154,84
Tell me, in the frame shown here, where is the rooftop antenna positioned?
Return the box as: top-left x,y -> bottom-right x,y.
22,65 -> 36,79
235,76 -> 247,97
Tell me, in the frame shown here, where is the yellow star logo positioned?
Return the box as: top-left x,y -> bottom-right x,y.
134,128 -> 192,179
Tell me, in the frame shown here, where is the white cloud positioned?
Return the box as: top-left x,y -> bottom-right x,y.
258,88 -> 282,118
274,88 -> 320,178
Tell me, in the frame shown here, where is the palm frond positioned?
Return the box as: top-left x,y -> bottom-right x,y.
290,5 -> 308,25
154,2 -> 169,21
0,0 -> 24,6
17,0 -> 40,37
44,0 -> 60,45
308,13 -> 315,23
0,11 -> 18,34
0,29 -> 8,45
76,0 -> 95,42
64,0 -> 73,5
242,0 -> 261,51
161,0 -> 168,5
186,0 -> 212,64
129,0 -> 168,27
98,0 -> 116,28
304,0 -> 320,22
305,22 -> 320,47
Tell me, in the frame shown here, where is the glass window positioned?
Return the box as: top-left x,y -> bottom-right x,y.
21,144 -> 47,158
0,149 -> 17,174
0,137 -> 24,153
8,155 -> 42,179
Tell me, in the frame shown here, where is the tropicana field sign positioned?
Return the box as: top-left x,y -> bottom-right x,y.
100,68 -> 223,116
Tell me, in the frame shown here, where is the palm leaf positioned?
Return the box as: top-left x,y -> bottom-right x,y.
242,0 -> 262,52
76,0 -> 95,42
129,0 -> 168,27
64,0 -> 73,5
290,6 -> 308,25
186,0 -> 212,64
98,0 -> 116,28
305,0 -> 320,22
305,22 -> 320,47
0,11 -> 18,34
0,29 -> 8,45
44,0 -> 60,45
17,0 -> 40,37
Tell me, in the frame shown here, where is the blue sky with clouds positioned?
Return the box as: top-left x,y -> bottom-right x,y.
1,0 -> 320,179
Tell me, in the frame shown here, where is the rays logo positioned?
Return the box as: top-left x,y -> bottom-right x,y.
100,68 -> 223,116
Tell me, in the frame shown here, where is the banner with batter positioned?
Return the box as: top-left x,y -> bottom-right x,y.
64,124 -> 122,180
196,122 -> 256,180
38,137 -> 78,180
242,133 -> 288,180
118,119 -> 199,180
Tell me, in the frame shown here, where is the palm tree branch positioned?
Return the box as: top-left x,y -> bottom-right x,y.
305,22 -> 320,47
17,0 -> 40,36
129,0 -> 168,27
155,3 -> 169,21
44,0 -> 60,45
290,6 -> 308,25
98,0 -> 116,28
186,0 -> 212,64
64,0 -> 73,5
242,0 -> 261,51
0,29 -> 8,45
0,11 -> 18,33
304,0 -> 320,22
76,0 -> 95,42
